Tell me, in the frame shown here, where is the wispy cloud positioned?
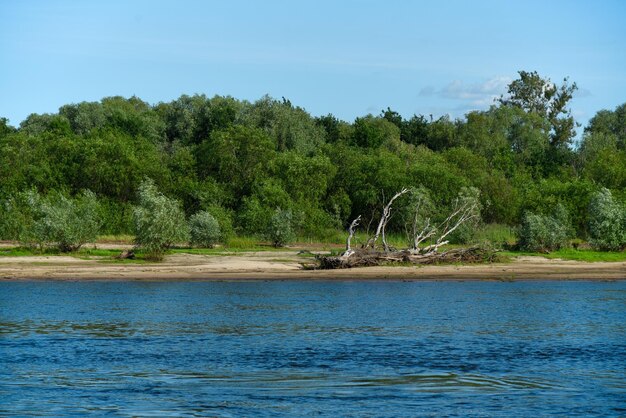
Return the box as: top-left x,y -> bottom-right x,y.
420,76 -> 511,108
439,76 -> 511,105
416,76 -> 513,118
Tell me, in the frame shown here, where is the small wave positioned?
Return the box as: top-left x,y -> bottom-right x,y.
349,372 -> 558,391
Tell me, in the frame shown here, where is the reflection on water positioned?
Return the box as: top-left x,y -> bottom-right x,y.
1,281 -> 625,416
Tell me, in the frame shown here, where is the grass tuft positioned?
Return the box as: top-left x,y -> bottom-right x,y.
502,248 -> 626,262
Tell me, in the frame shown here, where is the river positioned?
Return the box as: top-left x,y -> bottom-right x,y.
1,280 -> 625,416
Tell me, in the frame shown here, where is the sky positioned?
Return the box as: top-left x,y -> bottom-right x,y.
1,0 -> 625,133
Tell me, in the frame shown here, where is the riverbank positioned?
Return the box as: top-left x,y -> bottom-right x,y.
0,250 -> 624,281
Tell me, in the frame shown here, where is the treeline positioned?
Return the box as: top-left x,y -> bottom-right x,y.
0,71 -> 625,250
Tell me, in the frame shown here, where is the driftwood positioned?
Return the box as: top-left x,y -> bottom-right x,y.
317,187 -> 495,270
318,246 -> 497,269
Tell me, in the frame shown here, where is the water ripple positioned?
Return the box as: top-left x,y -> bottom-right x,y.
0,280 -> 625,416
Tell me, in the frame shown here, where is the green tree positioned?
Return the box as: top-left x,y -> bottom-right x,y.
401,114 -> 430,147
78,131 -> 169,202
351,115 -> 400,148
195,125 -> 276,199
244,96 -> 325,154
59,101 -> 106,135
0,117 -> 16,138
584,103 -> 626,148
100,96 -> 165,142
579,132 -> 626,190
499,70 -> 578,149
20,113 -> 72,137
424,115 -> 458,151
238,179 -> 292,234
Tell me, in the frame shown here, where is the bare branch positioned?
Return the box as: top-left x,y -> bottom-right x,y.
366,188 -> 408,251
343,215 -> 361,257
412,219 -> 436,251
422,198 -> 479,254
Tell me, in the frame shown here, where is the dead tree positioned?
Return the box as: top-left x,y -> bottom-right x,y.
344,215 -> 361,257
365,188 -> 408,251
421,196 -> 479,254
318,187 -> 491,269
407,191 -> 436,252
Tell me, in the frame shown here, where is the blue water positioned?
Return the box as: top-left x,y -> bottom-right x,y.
1,281 -> 625,416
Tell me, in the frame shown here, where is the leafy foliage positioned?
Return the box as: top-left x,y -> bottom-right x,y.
0,74 -> 624,252
499,70 -> 578,149
517,204 -> 572,252
449,187 -> 483,244
2,190 -> 100,251
587,188 -> 626,251
189,211 -> 221,248
266,208 -> 295,247
133,179 -> 189,260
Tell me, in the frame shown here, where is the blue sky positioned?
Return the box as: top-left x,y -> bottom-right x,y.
1,0 -> 625,132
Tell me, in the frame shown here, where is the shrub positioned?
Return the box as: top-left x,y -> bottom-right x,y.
133,179 -> 189,260
202,204 -> 234,242
238,196 -> 271,235
588,188 -> 626,251
518,204 -> 571,252
41,190 -> 101,252
266,208 -> 295,247
14,190 -> 47,249
0,190 -> 39,243
189,211 -> 221,248
6,190 -> 101,251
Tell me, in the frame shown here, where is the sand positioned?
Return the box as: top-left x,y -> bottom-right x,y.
0,250 -> 624,281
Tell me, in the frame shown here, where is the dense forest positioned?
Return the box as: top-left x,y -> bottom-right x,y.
1,71 -> 625,251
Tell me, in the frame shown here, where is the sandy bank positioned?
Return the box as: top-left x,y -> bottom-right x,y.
0,251 -> 624,281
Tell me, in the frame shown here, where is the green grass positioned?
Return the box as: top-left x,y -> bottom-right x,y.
96,234 -> 134,244
225,235 -> 263,249
0,247 -> 49,257
0,245 -> 147,263
2,231 -> 624,264
77,248 -> 125,257
502,248 -> 626,262
474,224 -> 516,245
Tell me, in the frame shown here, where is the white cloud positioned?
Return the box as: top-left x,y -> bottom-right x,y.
439,76 -> 512,105
414,76 -> 513,119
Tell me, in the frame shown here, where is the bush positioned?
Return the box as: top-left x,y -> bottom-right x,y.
189,211 -> 221,248
2,190 -> 100,251
266,208 -> 295,247
202,204 -> 234,242
238,196 -> 271,235
43,190 -> 101,252
0,191 -> 38,242
133,179 -> 189,260
97,199 -> 134,235
518,204 -> 571,252
588,188 -> 626,251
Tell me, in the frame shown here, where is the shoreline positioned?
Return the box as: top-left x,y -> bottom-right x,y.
0,251 -> 624,281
